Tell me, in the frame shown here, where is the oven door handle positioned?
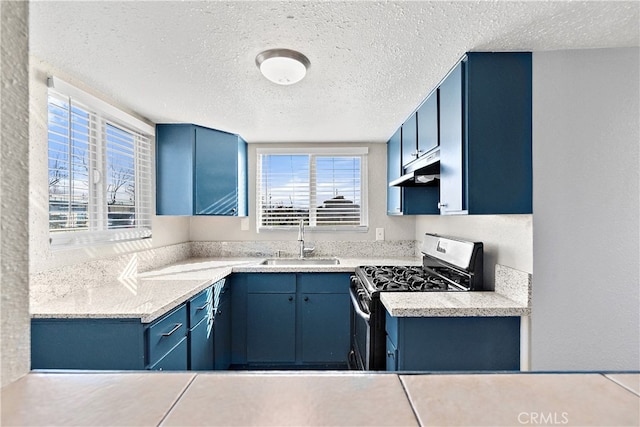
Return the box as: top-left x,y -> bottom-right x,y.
349,287 -> 371,322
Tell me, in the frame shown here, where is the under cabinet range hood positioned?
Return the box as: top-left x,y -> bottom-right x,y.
389,148 -> 440,187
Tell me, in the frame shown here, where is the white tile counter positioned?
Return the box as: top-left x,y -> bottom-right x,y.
2,371 -> 638,426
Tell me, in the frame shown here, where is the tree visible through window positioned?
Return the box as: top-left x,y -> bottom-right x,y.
257,151 -> 367,230
47,91 -> 151,246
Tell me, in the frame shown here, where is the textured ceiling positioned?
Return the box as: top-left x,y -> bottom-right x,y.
29,1 -> 639,143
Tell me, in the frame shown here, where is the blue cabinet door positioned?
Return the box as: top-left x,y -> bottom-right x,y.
438,61 -> 465,214
156,124 -> 195,215
189,316 -> 214,370
195,127 -> 240,215
214,294 -> 232,370
387,128 -> 402,215
299,293 -> 350,364
247,293 -> 296,363
401,113 -> 418,166
417,91 -> 439,155
149,338 -> 188,371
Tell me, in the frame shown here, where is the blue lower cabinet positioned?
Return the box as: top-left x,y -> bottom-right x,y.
31,285 -> 223,371
385,312 -> 520,371
232,272 -> 350,368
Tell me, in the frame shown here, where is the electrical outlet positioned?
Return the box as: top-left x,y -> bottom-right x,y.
375,228 -> 385,241
240,217 -> 249,231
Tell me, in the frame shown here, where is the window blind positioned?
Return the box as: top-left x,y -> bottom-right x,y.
47,84 -> 152,247
257,148 -> 368,231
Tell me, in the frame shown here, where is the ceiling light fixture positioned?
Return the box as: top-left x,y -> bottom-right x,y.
255,48 -> 310,86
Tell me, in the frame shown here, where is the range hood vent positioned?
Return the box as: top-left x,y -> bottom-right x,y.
389,148 -> 440,187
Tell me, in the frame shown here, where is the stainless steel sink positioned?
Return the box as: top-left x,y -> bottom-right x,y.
260,258 -> 340,266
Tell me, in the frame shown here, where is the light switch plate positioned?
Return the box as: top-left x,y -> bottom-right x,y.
375,228 -> 385,241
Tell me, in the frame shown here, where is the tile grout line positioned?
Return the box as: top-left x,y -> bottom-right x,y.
156,373 -> 199,426
397,374 -> 424,427
601,373 -> 640,398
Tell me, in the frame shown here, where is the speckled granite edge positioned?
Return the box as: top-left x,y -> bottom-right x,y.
495,264 -> 531,306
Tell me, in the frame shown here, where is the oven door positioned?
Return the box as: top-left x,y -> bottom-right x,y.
348,277 -> 371,370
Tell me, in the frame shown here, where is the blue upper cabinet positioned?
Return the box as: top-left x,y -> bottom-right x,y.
401,112 -> 417,166
417,90 -> 439,157
387,127 -> 440,216
439,52 -> 532,215
156,124 -> 248,216
386,128 -> 402,215
439,62 -> 465,214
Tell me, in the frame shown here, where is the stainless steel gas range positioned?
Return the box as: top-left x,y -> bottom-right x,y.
347,233 -> 489,370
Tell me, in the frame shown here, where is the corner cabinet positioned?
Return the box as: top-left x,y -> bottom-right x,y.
385,312 -> 521,371
156,124 -> 248,216
31,283 -> 224,371
230,273 -> 350,369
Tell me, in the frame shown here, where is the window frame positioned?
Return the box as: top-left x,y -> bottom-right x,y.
256,147 -> 369,233
47,76 -> 154,248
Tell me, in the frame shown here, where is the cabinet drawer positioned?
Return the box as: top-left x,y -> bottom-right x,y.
298,273 -> 349,294
189,287 -> 213,326
148,305 -> 188,366
247,273 -> 295,293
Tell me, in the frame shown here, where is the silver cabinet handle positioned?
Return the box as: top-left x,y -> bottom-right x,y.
196,304 -> 208,311
438,202 -> 448,209
161,323 -> 183,337
387,351 -> 395,359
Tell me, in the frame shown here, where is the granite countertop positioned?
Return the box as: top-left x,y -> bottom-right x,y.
30,256 -> 530,323
381,291 -> 529,317
29,257 -> 419,323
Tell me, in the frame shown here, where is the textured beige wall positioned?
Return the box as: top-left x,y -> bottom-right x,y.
1,1 -> 30,387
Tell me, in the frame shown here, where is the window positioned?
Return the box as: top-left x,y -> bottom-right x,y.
47,77 -> 153,247
257,147 -> 368,231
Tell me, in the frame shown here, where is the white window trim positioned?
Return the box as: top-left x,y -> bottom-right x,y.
256,147 -> 369,233
47,77 -> 154,249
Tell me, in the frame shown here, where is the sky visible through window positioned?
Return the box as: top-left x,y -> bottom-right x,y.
259,154 -> 362,226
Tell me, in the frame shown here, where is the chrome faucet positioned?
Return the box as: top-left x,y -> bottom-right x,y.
298,220 -> 315,258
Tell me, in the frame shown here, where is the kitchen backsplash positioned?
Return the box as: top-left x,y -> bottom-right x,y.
190,240 -> 417,258
495,264 -> 531,306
